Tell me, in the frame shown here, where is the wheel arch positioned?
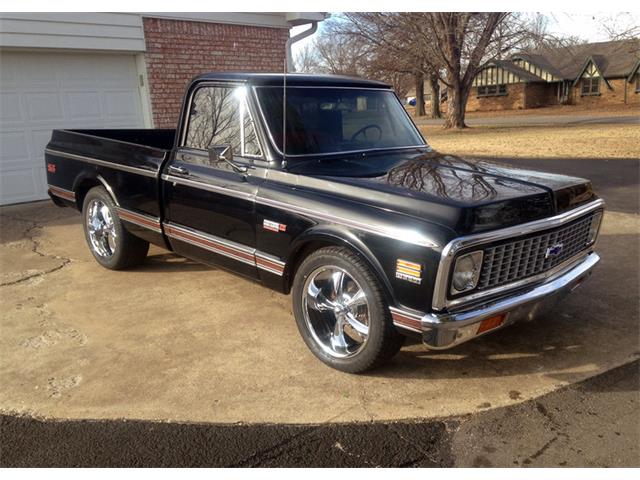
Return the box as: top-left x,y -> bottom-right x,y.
283,225 -> 396,305
72,174 -> 119,211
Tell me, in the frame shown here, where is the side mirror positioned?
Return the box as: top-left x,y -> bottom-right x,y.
208,144 -> 247,173
208,144 -> 233,163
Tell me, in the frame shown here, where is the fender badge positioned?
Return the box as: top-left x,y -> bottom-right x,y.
395,259 -> 422,285
263,219 -> 286,233
545,243 -> 564,259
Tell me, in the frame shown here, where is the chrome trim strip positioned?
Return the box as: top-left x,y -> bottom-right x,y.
96,175 -> 120,206
48,185 -> 76,201
164,222 -> 256,267
389,306 -> 423,334
256,196 -> 437,248
115,207 -> 162,234
163,222 -> 286,276
431,199 -> 606,311
45,148 -> 158,178
161,174 -> 255,201
255,251 -> 286,275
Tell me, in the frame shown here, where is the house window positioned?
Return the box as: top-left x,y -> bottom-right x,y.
477,84 -> 507,97
581,77 -> 600,96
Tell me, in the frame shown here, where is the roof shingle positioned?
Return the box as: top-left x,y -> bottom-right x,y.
512,39 -> 640,80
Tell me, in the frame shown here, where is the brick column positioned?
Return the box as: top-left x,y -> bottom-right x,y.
143,17 -> 289,128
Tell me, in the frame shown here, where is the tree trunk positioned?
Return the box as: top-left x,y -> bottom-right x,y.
414,72 -> 425,117
444,83 -> 469,129
429,73 -> 441,119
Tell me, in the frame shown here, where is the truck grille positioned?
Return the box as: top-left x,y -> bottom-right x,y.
476,212 -> 597,291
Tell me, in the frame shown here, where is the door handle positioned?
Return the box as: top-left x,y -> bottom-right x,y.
168,165 -> 189,176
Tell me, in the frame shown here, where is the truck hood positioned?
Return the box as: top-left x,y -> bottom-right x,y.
286,149 -> 596,234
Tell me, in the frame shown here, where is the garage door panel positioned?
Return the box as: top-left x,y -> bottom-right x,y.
0,93 -> 25,126
0,168 -> 40,203
0,51 -> 145,205
65,91 -> 103,120
0,131 -> 31,168
26,92 -> 64,122
104,90 -> 140,119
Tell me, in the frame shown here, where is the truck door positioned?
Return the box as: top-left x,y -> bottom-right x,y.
161,83 -> 264,279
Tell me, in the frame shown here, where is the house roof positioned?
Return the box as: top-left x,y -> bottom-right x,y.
485,59 -> 547,82
513,39 -> 640,81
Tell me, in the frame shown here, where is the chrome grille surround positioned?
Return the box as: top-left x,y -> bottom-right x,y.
431,199 -> 605,312
477,213 -> 596,291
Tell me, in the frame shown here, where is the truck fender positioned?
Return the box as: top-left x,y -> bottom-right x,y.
284,224 -> 397,304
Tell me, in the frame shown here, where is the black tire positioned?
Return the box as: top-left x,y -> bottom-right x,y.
82,186 -> 149,270
292,246 -> 405,373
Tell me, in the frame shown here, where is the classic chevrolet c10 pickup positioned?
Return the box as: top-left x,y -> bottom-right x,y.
45,73 -> 604,373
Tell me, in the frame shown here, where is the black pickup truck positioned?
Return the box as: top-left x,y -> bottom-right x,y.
45,73 -> 604,373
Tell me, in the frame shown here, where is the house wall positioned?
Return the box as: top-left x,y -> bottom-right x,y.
625,77 -> 640,105
571,77 -> 636,106
0,13 -> 145,51
142,17 -> 289,128
466,83 -> 527,111
523,83 -> 558,108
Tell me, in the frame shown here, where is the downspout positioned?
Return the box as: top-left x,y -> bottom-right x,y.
286,22 -> 318,73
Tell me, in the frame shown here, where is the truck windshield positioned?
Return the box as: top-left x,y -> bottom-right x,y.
255,87 -> 426,156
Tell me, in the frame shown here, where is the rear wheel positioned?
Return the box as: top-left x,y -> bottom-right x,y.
82,186 -> 149,270
292,246 -> 404,373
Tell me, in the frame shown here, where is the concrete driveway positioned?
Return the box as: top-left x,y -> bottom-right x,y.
0,160 -> 638,426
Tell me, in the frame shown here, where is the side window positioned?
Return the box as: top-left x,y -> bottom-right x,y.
184,85 -> 263,158
241,99 -> 262,157
185,86 -> 241,153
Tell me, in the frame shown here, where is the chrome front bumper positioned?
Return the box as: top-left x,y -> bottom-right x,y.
391,252 -> 600,349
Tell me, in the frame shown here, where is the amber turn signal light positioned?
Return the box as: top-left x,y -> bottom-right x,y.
477,313 -> 507,334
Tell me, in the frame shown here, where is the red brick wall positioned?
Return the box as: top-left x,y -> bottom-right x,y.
571,77 -> 636,106
523,83 -> 558,108
466,83 -> 526,112
143,17 -> 289,128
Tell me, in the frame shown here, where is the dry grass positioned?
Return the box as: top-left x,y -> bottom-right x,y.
419,123 -> 640,159
406,104 -> 640,119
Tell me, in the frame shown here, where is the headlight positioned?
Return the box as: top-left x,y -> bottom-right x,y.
451,250 -> 483,295
587,211 -> 603,245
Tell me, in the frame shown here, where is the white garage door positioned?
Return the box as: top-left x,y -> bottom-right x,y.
0,51 -> 145,205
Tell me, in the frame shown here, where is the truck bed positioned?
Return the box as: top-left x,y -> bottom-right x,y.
66,129 -> 176,151
44,128 -> 176,245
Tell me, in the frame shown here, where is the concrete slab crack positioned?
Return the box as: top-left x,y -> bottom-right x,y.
0,213 -> 71,287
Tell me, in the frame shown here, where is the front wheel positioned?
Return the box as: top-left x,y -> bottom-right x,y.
292,247 -> 405,373
82,186 -> 149,270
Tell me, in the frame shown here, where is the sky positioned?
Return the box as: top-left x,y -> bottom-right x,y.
291,12 -> 640,57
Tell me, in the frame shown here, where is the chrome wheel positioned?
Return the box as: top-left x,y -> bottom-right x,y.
86,199 -> 117,258
302,265 -> 370,359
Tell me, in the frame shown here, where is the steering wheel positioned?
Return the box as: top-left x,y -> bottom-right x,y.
350,124 -> 382,143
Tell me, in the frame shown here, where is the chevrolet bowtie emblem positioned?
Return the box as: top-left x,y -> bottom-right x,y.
545,243 -> 564,259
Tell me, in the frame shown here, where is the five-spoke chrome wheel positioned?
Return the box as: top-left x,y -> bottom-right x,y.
302,265 -> 370,359
85,199 -> 117,258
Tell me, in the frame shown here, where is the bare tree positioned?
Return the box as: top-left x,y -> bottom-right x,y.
598,12 -> 640,40
339,13 -> 444,118
294,43 -> 321,73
